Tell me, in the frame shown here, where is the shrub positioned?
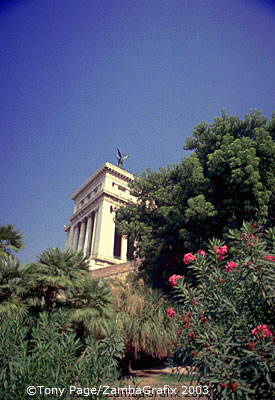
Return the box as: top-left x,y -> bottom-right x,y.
0,310 -> 124,399
169,222 -> 275,399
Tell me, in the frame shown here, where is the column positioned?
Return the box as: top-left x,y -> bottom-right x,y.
65,227 -> 73,249
121,235 -> 128,261
72,224 -> 79,251
95,200 -> 115,259
69,228 -> 74,248
90,211 -> 98,256
83,215 -> 93,257
77,219 -> 86,252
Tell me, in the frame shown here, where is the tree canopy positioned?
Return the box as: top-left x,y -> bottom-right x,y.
116,110 -> 275,287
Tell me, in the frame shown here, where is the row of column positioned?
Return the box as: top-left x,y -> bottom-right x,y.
66,211 -> 97,258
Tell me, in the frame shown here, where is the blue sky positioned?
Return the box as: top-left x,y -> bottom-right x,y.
1,0 -> 274,263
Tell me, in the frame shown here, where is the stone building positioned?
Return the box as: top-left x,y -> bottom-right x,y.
64,162 -> 136,274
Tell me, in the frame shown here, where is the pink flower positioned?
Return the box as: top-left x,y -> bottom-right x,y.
251,324 -> 273,339
192,299 -> 198,306
168,274 -> 183,287
197,249 -> 206,256
248,341 -> 256,350
264,255 -> 275,262
183,253 -> 197,264
220,245 -> 228,254
214,245 -> 228,256
167,308 -> 176,318
225,261 -> 239,272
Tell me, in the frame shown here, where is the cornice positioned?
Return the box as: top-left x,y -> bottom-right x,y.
71,162 -> 134,200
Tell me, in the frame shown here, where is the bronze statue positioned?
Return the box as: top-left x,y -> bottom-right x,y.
116,148 -> 129,169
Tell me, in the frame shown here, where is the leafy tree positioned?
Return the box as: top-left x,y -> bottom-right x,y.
0,254 -> 27,317
116,110 -> 275,287
169,223 -> 275,400
71,277 -> 114,338
0,224 -> 24,256
22,247 -> 89,312
21,247 -> 115,338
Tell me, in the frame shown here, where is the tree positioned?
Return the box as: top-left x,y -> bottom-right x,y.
0,254 -> 27,317
22,247 -> 89,312
71,277 -> 114,338
0,224 -> 24,256
116,110 -> 275,287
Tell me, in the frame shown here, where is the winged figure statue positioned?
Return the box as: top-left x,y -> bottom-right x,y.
116,148 -> 129,169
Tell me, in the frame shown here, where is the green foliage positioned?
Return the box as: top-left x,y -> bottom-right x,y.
70,277 -> 114,338
0,254 -> 28,317
0,245 -> 123,397
0,224 -> 24,256
170,223 -> 275,399
116,110 -> 275,287
111,277 -> 177,364
22,247 -> 89,312
0,311 -> 124,400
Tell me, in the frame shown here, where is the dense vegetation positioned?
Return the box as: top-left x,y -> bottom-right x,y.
0,226 -> 176,399
168,222 -> 274,399
116,110 -> 275,288
1,110 -> 274,399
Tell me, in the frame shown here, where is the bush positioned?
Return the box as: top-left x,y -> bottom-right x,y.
168,222 -> 275,399
0,310 -> 124,399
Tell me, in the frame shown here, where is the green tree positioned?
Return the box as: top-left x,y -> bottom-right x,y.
21,247 -> 115,338
22,247 -> 89,312
0,224 -> 24,256
71,277 -> 114,338
116,110 -> 275,287
0,254 -> 27,317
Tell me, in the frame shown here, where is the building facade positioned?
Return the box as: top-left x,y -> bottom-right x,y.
64,162 -> 136,270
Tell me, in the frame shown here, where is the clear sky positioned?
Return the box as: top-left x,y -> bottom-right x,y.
1,0 -> 274,263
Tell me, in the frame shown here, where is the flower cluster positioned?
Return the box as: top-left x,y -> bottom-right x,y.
196,249 -> 206,256
214,245 -> 228,259
251,324 -> 273,339
183,253 -> 197,264
264,255 -> 275,262
168,274 -> 183,287
225,261 -> 238,272
167,308 -> 176,318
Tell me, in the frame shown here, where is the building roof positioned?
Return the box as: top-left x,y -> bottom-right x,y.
71,162 -> 134,200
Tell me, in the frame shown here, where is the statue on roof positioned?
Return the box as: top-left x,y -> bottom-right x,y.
116,148 -> 129,169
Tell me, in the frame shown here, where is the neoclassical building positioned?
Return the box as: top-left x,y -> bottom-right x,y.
64,162 -> 136,270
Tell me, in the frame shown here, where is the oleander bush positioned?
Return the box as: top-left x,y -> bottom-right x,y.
168,222 -> 275,400
0,310 -> 124,400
